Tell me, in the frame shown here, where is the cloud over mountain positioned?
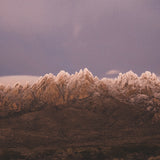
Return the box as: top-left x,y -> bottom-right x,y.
0,75 -> 39,86
106,69 -> 121,75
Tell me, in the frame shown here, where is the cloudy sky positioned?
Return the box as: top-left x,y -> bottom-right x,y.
0,0 -> 160,78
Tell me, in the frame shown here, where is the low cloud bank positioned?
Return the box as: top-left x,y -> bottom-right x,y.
0,75 -> 39,86
0,68 -> 160,116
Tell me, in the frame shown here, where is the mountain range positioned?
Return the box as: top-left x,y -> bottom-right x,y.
0,69 -> 160,159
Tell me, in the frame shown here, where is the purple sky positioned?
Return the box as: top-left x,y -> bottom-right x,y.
0,0 -> 160,77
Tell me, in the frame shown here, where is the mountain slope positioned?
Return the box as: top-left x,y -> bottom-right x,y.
0,69 -> 160,159
1,99 -> 160,159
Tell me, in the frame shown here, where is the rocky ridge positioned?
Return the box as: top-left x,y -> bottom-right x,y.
1,69 -> 160,159
0,68 -> 160,118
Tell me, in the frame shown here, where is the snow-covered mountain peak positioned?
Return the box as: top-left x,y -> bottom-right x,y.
0,69 -> 160,113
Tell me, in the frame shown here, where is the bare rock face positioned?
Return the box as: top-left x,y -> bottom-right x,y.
0,68 -> 160,114
0,69 -> 160,159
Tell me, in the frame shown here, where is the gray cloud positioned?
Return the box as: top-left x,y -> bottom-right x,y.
0,0 -> 160,77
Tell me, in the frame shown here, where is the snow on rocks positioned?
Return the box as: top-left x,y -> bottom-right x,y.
0,69 -> 160,113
